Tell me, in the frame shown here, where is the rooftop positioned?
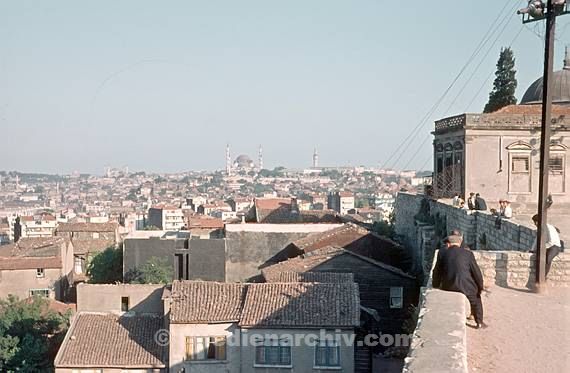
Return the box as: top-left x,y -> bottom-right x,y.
169,281 -> 246,324
55,312 -> 166,368
0,237 -> 65,270
239,282 -> 360,328
434,106 -> 570,134
57,222 -> 118,233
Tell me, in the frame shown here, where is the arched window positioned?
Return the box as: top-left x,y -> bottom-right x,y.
549,144 -> 566,171
435,143 -> 444,173
444,143 -> 453,168
506,141 -> 532,193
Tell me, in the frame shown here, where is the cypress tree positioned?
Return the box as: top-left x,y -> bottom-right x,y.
484,47 -> 518,113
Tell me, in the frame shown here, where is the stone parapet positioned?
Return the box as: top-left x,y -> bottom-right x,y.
403,251 -> 468,373
473,251 -> 570,288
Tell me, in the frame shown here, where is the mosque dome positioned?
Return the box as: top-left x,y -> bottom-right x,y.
234,154 -> 254,168
520,47 -> 570,105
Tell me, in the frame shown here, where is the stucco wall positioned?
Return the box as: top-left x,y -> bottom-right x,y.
169,323 -> 240,373
76,283 -> 165,314
241,328 -> 355,373
123,237 -> 225,282
224,225 -> 341,282
0,267 -> 63,300
464,129 -> 570,205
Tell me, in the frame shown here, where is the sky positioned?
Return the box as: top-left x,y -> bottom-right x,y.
1,1 -> 569,174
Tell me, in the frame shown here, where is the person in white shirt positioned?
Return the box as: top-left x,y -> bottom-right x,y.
501,200 -> 513,219
531,214 -> 562,277
452,193 -> 460,207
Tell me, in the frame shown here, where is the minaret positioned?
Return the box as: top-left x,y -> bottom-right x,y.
258,145 -> 264,170
564,46 -> 570,70
313,148 -> 319,168
226,144 -> 232,175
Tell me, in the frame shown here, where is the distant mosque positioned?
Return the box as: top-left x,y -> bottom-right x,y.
225,145 -> 263,175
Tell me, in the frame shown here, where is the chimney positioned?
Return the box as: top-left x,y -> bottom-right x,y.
291,197 -> 299,214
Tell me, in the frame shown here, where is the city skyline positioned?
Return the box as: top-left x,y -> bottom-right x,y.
1,1 -> 569,174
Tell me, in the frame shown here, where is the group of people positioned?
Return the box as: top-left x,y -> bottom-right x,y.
432,218 -> 563,330
452,192 -> 488,211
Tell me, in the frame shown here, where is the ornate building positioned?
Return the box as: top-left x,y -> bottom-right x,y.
433,50 -> 570,207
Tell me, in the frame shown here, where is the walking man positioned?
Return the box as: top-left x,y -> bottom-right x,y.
433,233 -> 486,328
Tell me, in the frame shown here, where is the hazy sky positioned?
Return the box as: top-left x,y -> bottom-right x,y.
1,1 -> 569,174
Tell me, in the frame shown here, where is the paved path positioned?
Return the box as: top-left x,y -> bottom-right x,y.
467,285 -> 570,373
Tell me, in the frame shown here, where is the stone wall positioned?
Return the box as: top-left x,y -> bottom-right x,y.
403,252 -> 468,373
395,192 -> 537,254
473,251 -> 570,288
474,212 -> 535,251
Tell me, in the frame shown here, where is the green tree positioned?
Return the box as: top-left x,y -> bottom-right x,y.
372,212 -> 395,239
484,47 -> 517,113
143,225 -> 160,231
87,247 -> 123,284
125,257 -> 172,284
0,295 -> 70,371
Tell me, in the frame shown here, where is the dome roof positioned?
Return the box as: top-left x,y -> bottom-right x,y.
234,154 -> 253,167
520,48 -> 570,105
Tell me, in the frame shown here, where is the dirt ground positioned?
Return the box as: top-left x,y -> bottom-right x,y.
467,285 -> 570,373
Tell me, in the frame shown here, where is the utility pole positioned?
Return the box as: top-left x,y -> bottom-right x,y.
517,0 -> 569,291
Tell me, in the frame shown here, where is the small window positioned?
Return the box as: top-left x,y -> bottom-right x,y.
74,257 -> 83,274
255,338 -> 291,367
390,287 -> 403,309
30,289 -> 50,298
549,156 -> 564,175
512,156 -> 530,173
315,339 -> 340,368
121,297 -> 129,312
185,336 -> 226,361
36,268 -> 45,278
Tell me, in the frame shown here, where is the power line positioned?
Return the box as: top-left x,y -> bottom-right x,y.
464,25 -> 525,112
442,1 -> 519,116
380,0 -> 515,171
409,24 -> 526,173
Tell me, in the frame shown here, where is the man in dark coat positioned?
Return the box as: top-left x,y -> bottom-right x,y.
474,193 -> 487,211
433,234 -> 486,328
467,193 -> 476,210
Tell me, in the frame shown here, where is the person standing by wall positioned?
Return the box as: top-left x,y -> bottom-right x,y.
531,214 -> 562,277
433,233 -> 486,329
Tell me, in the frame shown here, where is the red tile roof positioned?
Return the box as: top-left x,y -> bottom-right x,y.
264,271 -> 354,283
291,223 -> 413,272
239,282 -> 360,328
0,237 -> 65,270
0,256 -> 61,270
55,313 -> 166,368
57,222 -> 118,233
261,246 -> 415,282
185,216 -> 224,229
170,281 -> 247,323
293,223 -> 369,252
493,104 -> 570,115
255,198 -> 291,210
